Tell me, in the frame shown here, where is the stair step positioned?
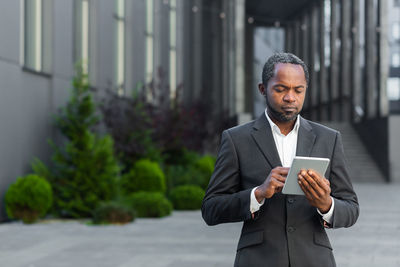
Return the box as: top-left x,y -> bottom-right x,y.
320,122 -> 385,183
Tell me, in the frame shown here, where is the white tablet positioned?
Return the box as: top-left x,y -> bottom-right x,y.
282,156 -> 330,195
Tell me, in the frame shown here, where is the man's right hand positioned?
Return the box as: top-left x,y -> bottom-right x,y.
254,167 -> 289,203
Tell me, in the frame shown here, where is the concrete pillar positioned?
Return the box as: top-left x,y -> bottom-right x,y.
340,0 -> 351,121
310,6 -> 318,121
294,20 -> 301,56
351,0 -> 362,122
153,0 -> 170,102
319,1 -> 328,121
192,0 -> 203,101
285,24 -> 293,52
365,0 -> 378,118
244,23 -> 254,116
379,0 -> 389,117
301,14 -> 310,111
330,0 -> 339,120
175,0 -> 184,101
234,0 -> 250,123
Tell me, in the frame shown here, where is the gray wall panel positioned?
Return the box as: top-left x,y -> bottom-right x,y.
53,0 -> 74,78
389,115 -> 400,182
0,0 -> 20,63
0,62 -> 53,220
95,0 -> 114,91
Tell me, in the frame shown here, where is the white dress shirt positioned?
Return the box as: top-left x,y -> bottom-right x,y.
250,109 -> 334,223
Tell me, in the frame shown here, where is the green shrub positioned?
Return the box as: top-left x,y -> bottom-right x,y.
5,174 -> 53,223
165,165 -> 204,191
32,66 -> 120,218
194,155 -> 216,189
120,159 -> 166,195
195,155 -> 215,176
100,88 -> 163,171
126,192 -> 172,218
169,185 -> 205,210
92,201 -> 135,225
165,155 -> 215,191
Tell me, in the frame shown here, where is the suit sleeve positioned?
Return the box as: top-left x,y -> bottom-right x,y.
201,130 -> 253,226
330,131 -> 360,228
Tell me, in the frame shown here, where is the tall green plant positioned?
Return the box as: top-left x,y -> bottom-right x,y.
34,66 -> 119,218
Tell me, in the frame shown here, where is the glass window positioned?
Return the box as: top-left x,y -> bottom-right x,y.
392,53 -> 400,67
393,23 -> 400,40
388,78 -> 400,100
169,0 -> 177,99
74,0 -> 90,74
145,0 -> 154,84
324,0 -> 331,67
23,0 -> 52,73
114,0 -> 125,96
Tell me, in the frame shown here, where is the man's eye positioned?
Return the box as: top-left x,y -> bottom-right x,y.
275,87 -> 284,92
295,89 -> 304,93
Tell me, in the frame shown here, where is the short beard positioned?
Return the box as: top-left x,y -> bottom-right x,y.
265,96 -> 298,122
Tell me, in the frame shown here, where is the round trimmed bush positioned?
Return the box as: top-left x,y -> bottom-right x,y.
92,201 -> 135,225
165,165 -> 205,192
169,185 -> 205,210
194,155 -> 216,189
120,159 -> 166,195
195,155 -> 215,175
5,174 -> 53,223
126,192 -> 172,218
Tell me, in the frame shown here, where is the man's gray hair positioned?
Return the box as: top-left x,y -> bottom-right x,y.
262,52 -> 309,86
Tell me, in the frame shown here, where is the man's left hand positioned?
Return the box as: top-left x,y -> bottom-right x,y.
298,169 -> 332,213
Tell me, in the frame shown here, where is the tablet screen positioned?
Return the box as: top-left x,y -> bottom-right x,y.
282,156 -> 330,195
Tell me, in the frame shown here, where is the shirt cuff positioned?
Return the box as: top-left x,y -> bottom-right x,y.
317,196 -> 335,224
250,187 -> 265,213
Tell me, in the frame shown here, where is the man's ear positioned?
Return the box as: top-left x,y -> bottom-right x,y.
258,83 -> 266,96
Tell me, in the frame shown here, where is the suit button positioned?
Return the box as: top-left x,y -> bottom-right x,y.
287,227 -> 295,233
288,198 -> 294,204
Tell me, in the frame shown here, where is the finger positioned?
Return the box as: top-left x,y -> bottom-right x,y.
271,178 -> 285,188
274,167 -> 290,176
307,170 -> 330,191
299,171 -> 322,199
303,170 -> 326,196
270,178 -> 285,193
298,176 -> 314,200
273,173 -> 287,183
325,179 -> 330,186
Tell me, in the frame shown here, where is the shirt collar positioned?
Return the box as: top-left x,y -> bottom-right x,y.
264,108 -> 300,135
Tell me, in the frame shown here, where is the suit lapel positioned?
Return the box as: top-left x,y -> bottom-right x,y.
296,116 -> 316,157
251,114 -> 282,168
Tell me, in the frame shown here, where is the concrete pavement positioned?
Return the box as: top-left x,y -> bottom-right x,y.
0,183 -> 399,267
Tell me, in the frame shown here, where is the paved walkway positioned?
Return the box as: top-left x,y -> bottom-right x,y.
1,183 -> 399,267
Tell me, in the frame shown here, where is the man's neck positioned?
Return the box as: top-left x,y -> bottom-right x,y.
267,111 -> 297,136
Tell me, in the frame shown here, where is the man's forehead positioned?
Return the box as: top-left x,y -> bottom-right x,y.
272,63 -> 306,81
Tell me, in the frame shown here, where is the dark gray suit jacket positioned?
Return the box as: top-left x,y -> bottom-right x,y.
202,114 -> 359,267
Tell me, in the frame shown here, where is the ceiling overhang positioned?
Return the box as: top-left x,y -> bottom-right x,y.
246,0 -> 320,27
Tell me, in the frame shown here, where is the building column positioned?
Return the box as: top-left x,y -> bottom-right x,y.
351,0 -> 362,122
301,13 -> 310,113
340,0 -> 351,121
234,0 -> 250,123
244,21 -> 254,117
309,5 -> 318,121
192,0 -> 203,101
285,23 -> 294,53
319,1 -> 328,121
378,0 -> 389,117
365,0 -> 378,118
294,20 -> 301,56
330,0 -> 339,120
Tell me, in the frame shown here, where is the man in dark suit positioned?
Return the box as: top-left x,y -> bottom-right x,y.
202,53 -> 359,267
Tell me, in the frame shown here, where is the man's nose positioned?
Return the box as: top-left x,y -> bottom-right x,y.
283,91 -> 295,102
